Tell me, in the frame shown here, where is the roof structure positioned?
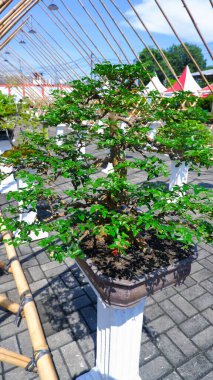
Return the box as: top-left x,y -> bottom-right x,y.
145,75 -> 167,94
165,65 -> 201,94
192,69 -> 213,77
199,83 -> 213,97
201,83 -> 213,92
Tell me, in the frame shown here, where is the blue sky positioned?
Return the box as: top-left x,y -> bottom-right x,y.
1,0 -> 213,82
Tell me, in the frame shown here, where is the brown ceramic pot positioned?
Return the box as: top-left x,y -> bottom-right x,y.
76,248 -> 197,308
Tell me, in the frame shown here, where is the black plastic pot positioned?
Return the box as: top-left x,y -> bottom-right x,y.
0,129 -> 14,141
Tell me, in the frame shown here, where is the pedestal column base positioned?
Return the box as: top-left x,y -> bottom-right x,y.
77,367 -> 142,380
76,297 -> 145,380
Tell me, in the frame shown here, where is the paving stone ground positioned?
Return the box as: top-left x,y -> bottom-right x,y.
0,147 -> 212,380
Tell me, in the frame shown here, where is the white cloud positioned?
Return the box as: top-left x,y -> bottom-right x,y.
125,0 -> 213,44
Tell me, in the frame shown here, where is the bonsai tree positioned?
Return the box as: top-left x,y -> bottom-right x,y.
0,62 -> 212,268
0,91 -> 17,139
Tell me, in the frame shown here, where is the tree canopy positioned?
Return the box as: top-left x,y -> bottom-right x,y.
139,43 -> 207,84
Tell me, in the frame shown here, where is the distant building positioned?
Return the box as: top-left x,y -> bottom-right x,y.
192,69 -> 213,83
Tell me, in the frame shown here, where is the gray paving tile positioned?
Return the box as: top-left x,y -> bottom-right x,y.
162,372 -> 182,380
200,372 -> 213,380
41,261 -> 60,272
152,287 -> 177,302
68,311 -> 90,339
206,346 -> 213,363
17,330 -> 34,356
52,350 -> 70,380
180,284 -> 206,301
159,299 -> 186,324
61,341 -> 88,378
200,279 -> 213,294
191,268 -> 212,283
0,318 -> 27,339
4,367 -> 38,379
47,329 -> 72,350
77,333 -> 96,354
202,308 -> 213,324
191,293 -> 213,311
190,261 -> 204,274
61,294 -> 92,315
145,303 -> 164,321
28,266 -> 44,281
44,264 -> 67,278
80,306 -> 97,332
0,280 -> 16,292
140,341 -> 159,365
157,334 -> 185,367
84,350 -> 95,369
1,336 -> 19,372
140,356 -> 172,380
199,259 -> 213,272
170,294 -> 197,317
192,326 -> 213,350
177,354 -> 213,380
179,314 -> 210,338
167,326 -> 198,357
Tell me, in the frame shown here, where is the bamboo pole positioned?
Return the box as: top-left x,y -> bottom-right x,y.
28,25 -> 74,81
40,3 -> 89,76
1,0 -> 40,39
1,0 -> 32,27
109,0 -> 174,92
127,0 -> 184,90
181,0 -> 213,60
0,0 -> 13,13
0,294 -> 23,315
0,18 -> 29,50
0,225 -> 58,379
21,31 -> 69,83
32,15 -> 81,80
14,36 -> 58,82
1,0 -> 29,25
154,0 -> 213,93
0,348 -> 32,370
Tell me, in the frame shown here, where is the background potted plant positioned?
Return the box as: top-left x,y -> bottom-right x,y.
0,62 -> 212,380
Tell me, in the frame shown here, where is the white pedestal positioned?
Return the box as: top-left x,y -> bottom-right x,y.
56,124 -> 65,146
15,177 -> 48,241
169,161 -> 189,190
147,121 -> 162,141
102,162 -> 114,174
77,297 -> 146,380
97,120 -> 104,135
77,141 -> 86,155
0,140 -> 17,193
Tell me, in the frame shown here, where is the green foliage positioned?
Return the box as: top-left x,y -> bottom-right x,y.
197,95 -> 213,112
0,92 -> 41,133
0,62 -> 212,262
0,91 -> 17,130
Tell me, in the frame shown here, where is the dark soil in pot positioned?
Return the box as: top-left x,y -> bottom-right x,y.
80,232 -> 195,281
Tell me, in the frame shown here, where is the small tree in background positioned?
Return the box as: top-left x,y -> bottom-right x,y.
139,43 -> 207,84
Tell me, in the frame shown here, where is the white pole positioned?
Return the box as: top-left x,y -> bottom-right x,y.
56,123 -> 65,146
77,297 -> 145,380
147,121 -> 162,141
15,174 -> 48,241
